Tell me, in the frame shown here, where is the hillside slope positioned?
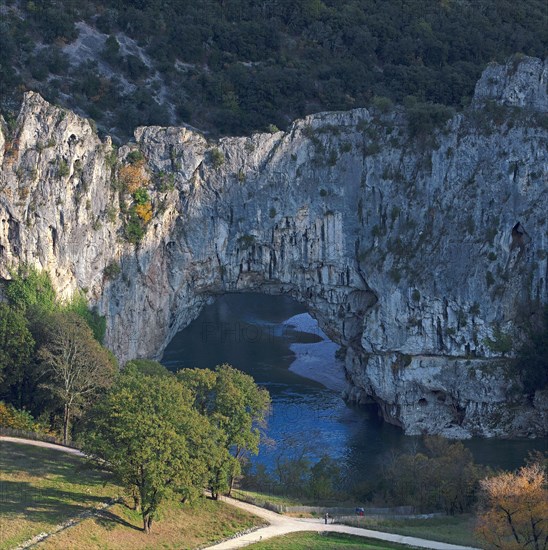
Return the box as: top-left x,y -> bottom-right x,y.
0,0 -> 546,139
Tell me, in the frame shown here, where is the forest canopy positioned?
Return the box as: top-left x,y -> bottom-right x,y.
0,0 -> 547,138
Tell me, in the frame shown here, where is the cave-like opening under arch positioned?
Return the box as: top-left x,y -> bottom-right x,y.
161,291 -> 404,484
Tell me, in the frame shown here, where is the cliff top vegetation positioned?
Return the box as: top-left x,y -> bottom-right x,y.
0,0 -> 546,140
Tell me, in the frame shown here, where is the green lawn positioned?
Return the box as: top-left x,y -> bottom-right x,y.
41,498 -> 263,550
232,488 -> 356,508
0,441 -> 263,549
339,515 -> 481,547
236,489 -> 481,547
247,532 -> 420,549
0,441 -> 120,549
232,489 -> 303,507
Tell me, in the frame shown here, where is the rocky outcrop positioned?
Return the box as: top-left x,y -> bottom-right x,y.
1,56 -> 547,438
473,55 -> 548,111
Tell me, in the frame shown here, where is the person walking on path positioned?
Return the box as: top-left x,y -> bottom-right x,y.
324,512 -> 329,525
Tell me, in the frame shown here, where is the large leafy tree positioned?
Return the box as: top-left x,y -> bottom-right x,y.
38,312 -> 116,444
177,367 -> 217,415
476,461 -> 548,550
308,456 -> 341,501
214,365 -> 271,450
84,370 -> 216,533
5,267 -> 107,345
0,304 -> 34,404
178,364 -> 271,496
380,436 -> 482,514
123,358 -> 172,378
422,436 -> 482,515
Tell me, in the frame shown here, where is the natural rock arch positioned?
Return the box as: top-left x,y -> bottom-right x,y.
1,56 -> 547,437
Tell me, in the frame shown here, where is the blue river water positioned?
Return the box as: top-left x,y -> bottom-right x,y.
162,293 -> 547,481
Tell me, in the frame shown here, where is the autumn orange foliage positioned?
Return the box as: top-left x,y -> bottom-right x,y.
3,137 -> 19,165
476,462 -> 548,550
119,159 -> 149,193
135,202 -> 153,223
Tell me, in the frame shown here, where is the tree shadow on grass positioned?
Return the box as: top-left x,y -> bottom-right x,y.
93,508 -> 144,532
0,442 -> 77,476
0,479 -> 109,526
0,442 -> 113,489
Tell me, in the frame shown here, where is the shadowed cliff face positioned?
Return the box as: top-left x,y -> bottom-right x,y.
1,56 -> 547,438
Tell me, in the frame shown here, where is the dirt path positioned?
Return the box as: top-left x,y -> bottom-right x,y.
205,496 -> 481,550
0,436 -> 85,456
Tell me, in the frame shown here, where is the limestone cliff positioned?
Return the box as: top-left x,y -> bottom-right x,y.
1,56 -> 547,438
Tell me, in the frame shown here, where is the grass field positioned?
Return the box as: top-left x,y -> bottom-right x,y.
232,489 -> 356,508
236,489 -> 481,547
246,532 -> 421,549
40,499 -> 264,549
0,441 -> 120,549
0,441 -> 263,549
339,515 -> 480,547
231,489 -> 303,507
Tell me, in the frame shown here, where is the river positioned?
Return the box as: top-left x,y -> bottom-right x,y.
162,293 -> 547,482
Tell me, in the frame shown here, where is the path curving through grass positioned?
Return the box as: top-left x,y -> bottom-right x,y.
205,496 -> 481,550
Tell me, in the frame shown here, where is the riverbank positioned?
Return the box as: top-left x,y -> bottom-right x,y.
162,293 -> 547,478
283,313 -> 347,393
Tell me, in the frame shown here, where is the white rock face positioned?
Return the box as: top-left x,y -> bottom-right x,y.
1,57 -> 547,438
473,56 -> 548,111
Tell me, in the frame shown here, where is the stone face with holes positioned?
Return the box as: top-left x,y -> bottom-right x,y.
1,56 -> 547,437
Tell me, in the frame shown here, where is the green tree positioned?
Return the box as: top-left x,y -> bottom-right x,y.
423,436 -> 482,515
275,456 -> 311,496
38,312 -> 116,444
5,267 -> 107,343
210,147 -> 225,169
308,456 -> 341,501
485,325 -> 513,357
177,367 -> 217,415
84,371 -> 215,533
178,364 -> 271,496
0,401 -> 37,431
63,291 -> 107,343
381,436 -> 482,514
0,304 -> 34,405
124,359 -> 172,378
102,34 -> 120,65
214,364 -> 271,462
